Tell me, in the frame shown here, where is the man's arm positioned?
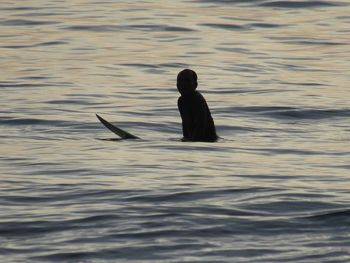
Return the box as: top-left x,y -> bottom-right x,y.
178,97 -> 192,139
191,93 -> 211,139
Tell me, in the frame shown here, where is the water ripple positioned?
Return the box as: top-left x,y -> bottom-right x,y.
64,24 -> 195,32
125,188 -> 266,204
201,23 -> 246,30
0,118 -> 68,126
197,0 -> 265,5
201,22 -> 285,31
0,19 -> 60,26
259,1 -> 346,8
1,1 -> 349,262
267,36 -> 346,46
224,106 -> 350,120
0,82 -> 72,89
266,108 -> 350,120
1,41 -> 67,49
306,209 -> 350,221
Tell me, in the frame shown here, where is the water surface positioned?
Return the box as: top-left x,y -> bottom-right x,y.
1,0 -> 350,262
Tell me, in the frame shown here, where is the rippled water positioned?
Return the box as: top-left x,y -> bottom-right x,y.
1,0 -> 350,262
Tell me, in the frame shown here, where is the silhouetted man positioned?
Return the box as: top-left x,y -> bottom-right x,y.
177,69 -> 218,142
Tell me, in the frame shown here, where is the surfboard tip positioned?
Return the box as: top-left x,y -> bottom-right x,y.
95,113 -> 140,140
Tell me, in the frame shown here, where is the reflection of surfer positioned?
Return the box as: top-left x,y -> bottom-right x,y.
177,69 -> 218,142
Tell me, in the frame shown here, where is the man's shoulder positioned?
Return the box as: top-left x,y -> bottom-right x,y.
178,96 -> 186,108
193,91 -> 207,103
179,91 -> 205,103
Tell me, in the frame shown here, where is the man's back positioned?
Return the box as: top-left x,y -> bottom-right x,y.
178,91 -> 217,142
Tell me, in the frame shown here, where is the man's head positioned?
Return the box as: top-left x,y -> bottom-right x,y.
177,69 -> 198,95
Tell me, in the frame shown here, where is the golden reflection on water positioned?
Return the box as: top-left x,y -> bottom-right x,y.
0,1 -> 349,193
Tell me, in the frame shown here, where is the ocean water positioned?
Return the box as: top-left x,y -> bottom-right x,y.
1,0 -> 350,262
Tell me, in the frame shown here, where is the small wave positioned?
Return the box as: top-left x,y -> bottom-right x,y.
0,221 -> 73,236
64,25 -> 120,32
0,118 -> 68,126
18,11 -> 68,17
0,19 -> 60,26
124,188 -> 266,204
226,106 -> 295,113
69,214 -> 121,224
278,81 -> 326,86
259,1 -> 346,8
32,243 -> 207,261
0,82 -> 72,89
200,23 -> 246,30
206,88 -> 282,95
266,108 -> 350,120
1,195 -> 54,204
248,147 -> 330,156
0,213 -> 122,238
216,47 -> 251,53
19,76 -> 51,80
0,83 -> 47,88
267,36 -> 345,46
1,7 -> 38,11
217,124 -> 260,133
305,209 -> 350,222
158,62 -> 189,68
227,106 -> 350,120
64,24 -> 195,32
205,22 -> 284,31
1,40 -> 67,49
119,63 -> 159,69
247,23 -> 283,28
0,247 -> 44,256
197,0 -> 265,4
127,24 -> 195,32
30,40 -> 67,46
46,99 -> 101,105
289,40 -> 344,46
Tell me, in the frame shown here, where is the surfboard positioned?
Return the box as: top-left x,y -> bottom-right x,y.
96,114 -> 139,139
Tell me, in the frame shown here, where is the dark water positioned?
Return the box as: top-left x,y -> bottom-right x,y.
1,0 -> 350,262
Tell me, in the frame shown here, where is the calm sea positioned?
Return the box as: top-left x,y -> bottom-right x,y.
1,0 -> 350,262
